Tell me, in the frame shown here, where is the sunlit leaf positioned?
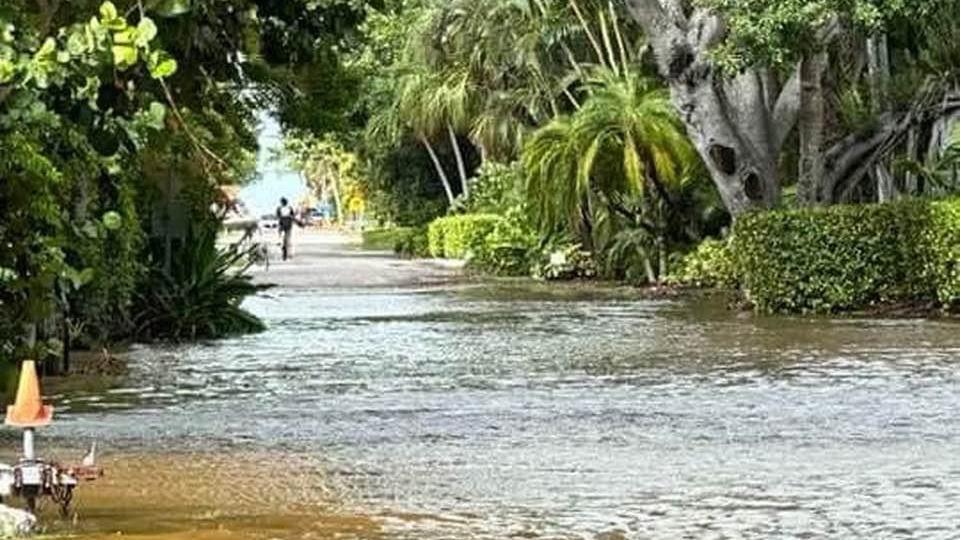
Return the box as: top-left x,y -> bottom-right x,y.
112,44 -> 138,68
99,2 -> 119,22
155,0 -> 192,18
148,51 -> 178,79
137,17 -> 158,45
102,211 -> 123,231
37,37 -> 56,58
0,59 -> 14,84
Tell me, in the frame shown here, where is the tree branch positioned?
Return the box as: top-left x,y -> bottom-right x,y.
626,0 -> 670,33
825,85 -> 960,202
771,62 -> 801,151
625,0 -> 689,78
687,9 -> 725,52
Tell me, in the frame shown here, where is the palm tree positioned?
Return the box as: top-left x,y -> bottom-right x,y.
372,67 -> 458,208
523,67 -> 699,282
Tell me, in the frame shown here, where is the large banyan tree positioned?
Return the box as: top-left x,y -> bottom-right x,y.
626,0 -> 960,215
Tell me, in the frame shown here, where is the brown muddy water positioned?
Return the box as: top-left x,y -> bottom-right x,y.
22,281 -> 960,539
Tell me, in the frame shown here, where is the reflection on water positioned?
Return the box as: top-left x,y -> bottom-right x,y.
39,284 -> 960,538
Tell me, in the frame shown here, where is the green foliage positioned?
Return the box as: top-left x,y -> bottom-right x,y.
134,229 -> 268,341
602,225 -> 655,284
466,161 -> 525,214
470,206 -> 538,276
427,210 -> 537,275
732,198 -> 960,313
896,125 -> 960,194
532,241 -> 599,281
66,171 -> 146,347
700,0 -> 938,70
427,218 -> 446,258
921,201 -> 960,308
669,239 -> 737,289
522,67 -> 706,283
525,69 -> 696,236
427,214 -> 501,259
394,226 -> 430,258
362,226 -> 429,257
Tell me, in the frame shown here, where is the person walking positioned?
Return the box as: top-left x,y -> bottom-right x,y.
276,197 -> 296,261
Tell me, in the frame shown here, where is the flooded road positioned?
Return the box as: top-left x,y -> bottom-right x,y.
36,232 -> 960,538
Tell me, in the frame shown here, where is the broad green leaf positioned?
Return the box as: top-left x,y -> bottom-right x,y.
99,1 -> 119,22
145,101 -> 167,129
113,28 -> 136,45
148,51 -> 178,79
102,211 -> 123,230
0,267 -> 16,283
78,76 -> 100,103
0,59 -> 14,84
155,0 -> 192,17
81,221 -> 101,239
1,24 -> 14,44
67,31 -> 87,55
112,44 -> 138,68
37,37 -> 56,58
137,17 -> 158,45
77,268 -> 95,286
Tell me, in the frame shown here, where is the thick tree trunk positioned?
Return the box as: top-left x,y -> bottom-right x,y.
447,124 -> 469,200
798,53 -> 829,206
420,134 -> 457,207
627,1 -> 955,210
626,0 -> 800,216
867,34 -> 895,202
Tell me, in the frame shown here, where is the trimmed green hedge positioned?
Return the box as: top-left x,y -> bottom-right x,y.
733,198 -> 960,313
427,214 -> 502,259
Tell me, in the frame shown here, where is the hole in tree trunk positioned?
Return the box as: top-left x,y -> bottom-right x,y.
708,144 -> 737,175
669,43 -> 695,78
744,172 -> 764,202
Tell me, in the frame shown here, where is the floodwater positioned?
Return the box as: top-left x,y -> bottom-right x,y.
29,235 -> 960,538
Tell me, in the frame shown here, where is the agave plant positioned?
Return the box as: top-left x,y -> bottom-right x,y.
135,229 -> 270,341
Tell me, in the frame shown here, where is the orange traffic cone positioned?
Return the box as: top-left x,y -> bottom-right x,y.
5,360 -> 53,428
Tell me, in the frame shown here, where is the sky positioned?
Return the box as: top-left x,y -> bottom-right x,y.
240,111 -> 309,217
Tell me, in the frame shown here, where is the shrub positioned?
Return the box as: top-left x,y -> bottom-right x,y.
471,206 -> 538,276
732,198 -> 960,313
531,239 -> 598,281
427,214 -> 501,259
361,228 -> 414,251
427,220 -> 446,258
134,229 -> 270,341
362,227 -> 428,257
922,200 -> 960,307
426,212 -> 537,275
669,238 -> 737,288
466,161 -> 524,213
394,226 -> 430,258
